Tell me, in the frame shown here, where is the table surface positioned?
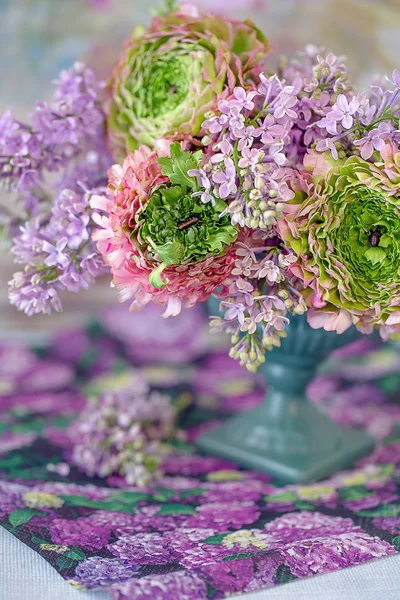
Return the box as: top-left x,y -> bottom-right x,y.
1,527 -> 400,600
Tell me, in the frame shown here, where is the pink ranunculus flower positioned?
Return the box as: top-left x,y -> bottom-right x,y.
91,144 -> 238,316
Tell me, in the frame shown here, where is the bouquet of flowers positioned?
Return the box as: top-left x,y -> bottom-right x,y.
1,1 -> 400,372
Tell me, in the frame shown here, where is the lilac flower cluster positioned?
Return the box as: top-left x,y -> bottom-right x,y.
1,63 -> 111,315
197,81 -> 299,230
107,532 -> 179,565
9,184 -> 106,316
111,571 -> 208,600
75,557 -> 139,589
209,230 -> 307,371
202,48 -> 400,369
315,69 -> 400,159
281,531 -> 396,578
1,63 -> 105,211
50,516 -> 112,551
69,373 -> 177,486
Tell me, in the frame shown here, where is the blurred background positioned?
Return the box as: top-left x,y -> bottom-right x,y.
0,0 -> 399,338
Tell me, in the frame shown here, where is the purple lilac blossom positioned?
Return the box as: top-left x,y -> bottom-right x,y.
264,511 -> 360,543
37,482 -> 114,500
50,517 -> 112,550
107,505 -> 188,535
1,63 -> 111,316
161,454 -> 237,476
171,541 -> 233,569
0,432 -> 38,456
281,531 -> 396,578
199,557 -> 256,594
199,552 -> 282,594
18,361 -> 74,392
165,528 -> 234,568
372,517 -> 400,536
88,510 -> 138,532
199,480 -> 270,504
48,328 -> 91,363
156,475 -> 204,490
75,557 -> 139,589
245,553 -> 285,592
184,502 -> 261,531
110,570 -> 208,600
0,482 -> 26,519
107,533 -> 179,565
102,303 -> 208,365
342,490 -> 398,513
0,391 -> 83,414
69,380 -> 176,486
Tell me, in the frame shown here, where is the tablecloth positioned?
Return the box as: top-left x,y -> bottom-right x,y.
2,525 -> 400,600
0,304 -> 399,599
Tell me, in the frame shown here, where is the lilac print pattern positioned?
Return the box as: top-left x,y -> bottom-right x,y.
0,305 -> 399,599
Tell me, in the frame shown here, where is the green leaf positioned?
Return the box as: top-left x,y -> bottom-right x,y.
356,503 -> 400,517
264,491 -> 297,503
13,419 -> 45,434
205,582 -> 218,599
152,490 -> 175,502
157,504 -> 197,515
180,488 -> 205,499
60,495 -> 135,513
392,536 -> 400,551
149,262 -> 168,289
275,564 -> 297,584
31,534 -> 48,546
384,426 -> 400,445
338,485 -> 372,502
56,555 -> 77,570
111,491 -> 151,504
79,348 -> 99,371
203,533 -> 229,545
9,508 -> 44,528
0,455 -> 23,469
66,547 -> 86,561
379,374 -> 400,395
294,500 -> 314,511
222,551 -> 267,561
158,143 -> 202,189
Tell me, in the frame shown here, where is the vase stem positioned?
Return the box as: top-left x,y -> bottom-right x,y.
197,303 -> 375,483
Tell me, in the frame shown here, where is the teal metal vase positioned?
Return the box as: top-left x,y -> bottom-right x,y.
196,306 -> 375,483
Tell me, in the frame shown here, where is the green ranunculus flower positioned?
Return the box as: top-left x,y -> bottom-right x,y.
104,4 -> 269,157
131,143 -> 238,289
280,152 -> 400,335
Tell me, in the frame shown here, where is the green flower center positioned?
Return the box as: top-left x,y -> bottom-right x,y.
333,187 -> 400,289
141,54 -> 192,118
134,184 -> 237,288
368,229 -> 382,247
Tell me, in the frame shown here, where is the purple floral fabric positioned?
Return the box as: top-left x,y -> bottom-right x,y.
0,305 -> 399,599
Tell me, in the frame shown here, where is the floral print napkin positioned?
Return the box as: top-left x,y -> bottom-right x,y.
0,305 -> 399,599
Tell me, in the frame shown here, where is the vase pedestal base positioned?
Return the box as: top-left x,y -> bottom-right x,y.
196,399 -> 375,483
